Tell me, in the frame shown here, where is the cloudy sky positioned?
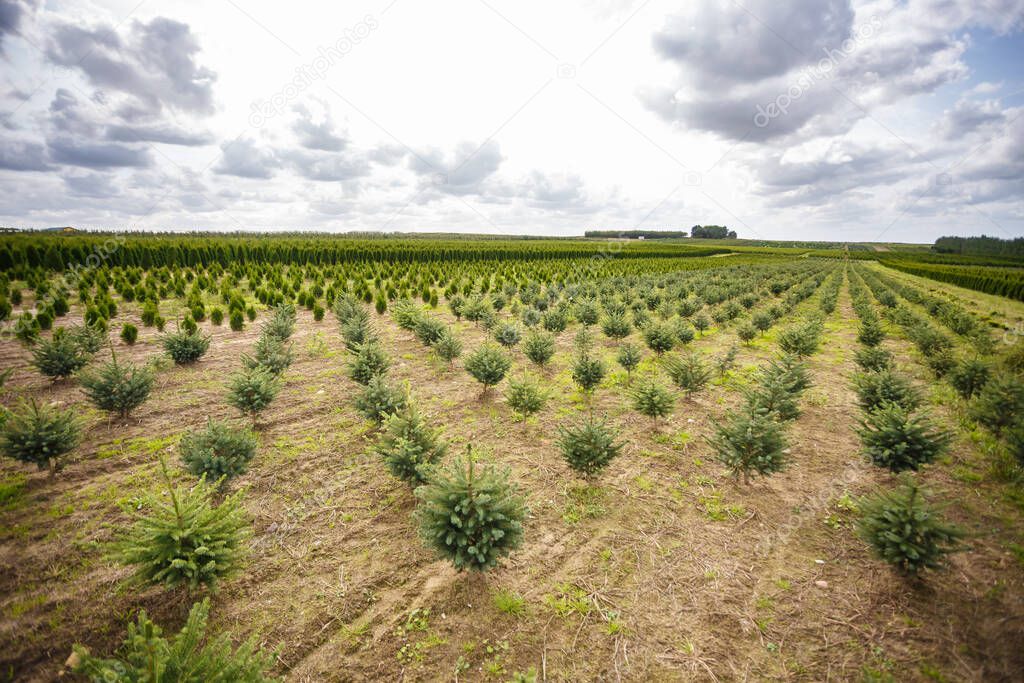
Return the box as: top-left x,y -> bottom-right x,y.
0,0 -> 1022,242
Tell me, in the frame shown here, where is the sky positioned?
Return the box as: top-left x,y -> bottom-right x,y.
0,0 -> 1022,243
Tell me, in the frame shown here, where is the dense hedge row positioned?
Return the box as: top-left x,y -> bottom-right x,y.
880,259 -> 1024,302
0,234 -> 733,271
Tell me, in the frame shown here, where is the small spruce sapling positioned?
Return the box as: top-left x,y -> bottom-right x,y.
616,343 -> 642,378
573,327 -> 594,355
433,327 -> 463,365
571,353 -> 605,394
415,448 -> 526,572
522,330 -> 556,367
854,347 -> 893,372
948,358 -> 991,400
242,334 -> 293,376
505,374 -> 547,417
0,399 -> 80,477
708,405 -> 787,484
70,599 -> 277,682
67,324 -> 105,355
714,344 -> 739,377
227,366 -> 281,424
464,344 -> 512,395
541,308 -> 568,333
854,370 -> 921,413
857,320 -> 885,347
642,322 -> 676,354
857,402 -> 951,473
752,311 -> 773,334
631,377 -> 675,421
31,331 -> 91,380
79,350 -> 155,419
493,322 -> 522,350
376,403 -> 447,485
162,327 -> 211,364
112,457 -> 249,591
663,352 -> 712,396
601,312 -> 631,339
674,320 -> 696,345
778,319 -> 823,357
180,419 -> 259,480
575,300 -> 599,326
556,415 -> 623,479
413,316 -> 446,346
354,375 -> 407,424
857,478 -> 964,576
347,342 -> 390,385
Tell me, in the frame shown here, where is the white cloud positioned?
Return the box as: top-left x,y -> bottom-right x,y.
0,0 -> 1019,240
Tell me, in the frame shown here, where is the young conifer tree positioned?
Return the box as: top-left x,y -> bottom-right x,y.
31,331 -> 92,380
112,457 -> 249,591
857,403 -> 951,473
522,330 -> 556,367
631,376 -> 675,421
556,415 -> 623,479
354,375 -> 407,424
505,374 -> 547,417
707,405 -> 788,484
415,448 -> 526,572
70,599 -> 277,682
464,344 -> 512,395
227,365 -> 281,424
376,403 -> 447,485
79,350 -> 155,419
857,478 -> 964,576
0,399 -> 80,477
616,342 -> 642,378
433,327 -> 463,365
180,419 -> 259,481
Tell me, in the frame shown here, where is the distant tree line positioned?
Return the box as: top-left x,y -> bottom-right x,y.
584,226 -> 738,239
933,235 -> 1024,259
691,225 -> 737,239
584,230 -> 688,239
